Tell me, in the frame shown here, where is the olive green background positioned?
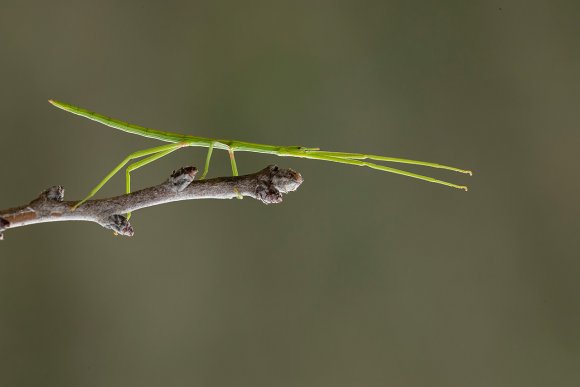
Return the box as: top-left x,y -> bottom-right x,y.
1,1 -> 579,386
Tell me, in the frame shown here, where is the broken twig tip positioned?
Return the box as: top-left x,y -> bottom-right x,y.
104,215 -> 134,237
266,165 -> 303,193
0,217 -> 8,241
256,185 -> 283,204
41,186 -> 65,201
252,165 -> 303,204
168,166 -> 198,192
171,166 -> 197,179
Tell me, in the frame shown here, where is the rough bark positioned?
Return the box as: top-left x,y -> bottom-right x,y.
0,165 -> 302,239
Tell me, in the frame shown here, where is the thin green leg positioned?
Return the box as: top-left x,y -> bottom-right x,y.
228,148 -> 239,176
306,153 -> 469,191
125,147 -> 181,219
200,142 -> 214,180
72,143 -> 184,210
228,148 -> 242,199
303,150 -> 472,175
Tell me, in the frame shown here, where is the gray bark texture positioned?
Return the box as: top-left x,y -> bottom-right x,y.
0,165 -> 303,239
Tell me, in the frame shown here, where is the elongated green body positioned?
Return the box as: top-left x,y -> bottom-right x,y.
48,99 -> 471,203
49,100 -> 303,154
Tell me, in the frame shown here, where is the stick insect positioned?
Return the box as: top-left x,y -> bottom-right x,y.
49,100 -> 472,218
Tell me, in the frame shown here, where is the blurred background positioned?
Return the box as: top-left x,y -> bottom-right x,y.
1,0 -> 579,386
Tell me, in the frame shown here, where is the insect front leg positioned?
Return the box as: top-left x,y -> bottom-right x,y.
124,146 -> 182,219
72,143 -> 183,211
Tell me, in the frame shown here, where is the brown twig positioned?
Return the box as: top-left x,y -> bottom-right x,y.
0,165 -> 303,239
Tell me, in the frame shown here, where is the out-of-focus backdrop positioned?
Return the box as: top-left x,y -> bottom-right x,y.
1,1 -> 579,386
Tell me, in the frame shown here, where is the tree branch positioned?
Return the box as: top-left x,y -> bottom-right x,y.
0,165 -> 303,239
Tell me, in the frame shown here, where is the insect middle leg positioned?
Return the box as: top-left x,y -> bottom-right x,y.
200,142 -> 215,180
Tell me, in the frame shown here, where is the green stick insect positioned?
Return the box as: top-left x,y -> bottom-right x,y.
49,100 -> 472,218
